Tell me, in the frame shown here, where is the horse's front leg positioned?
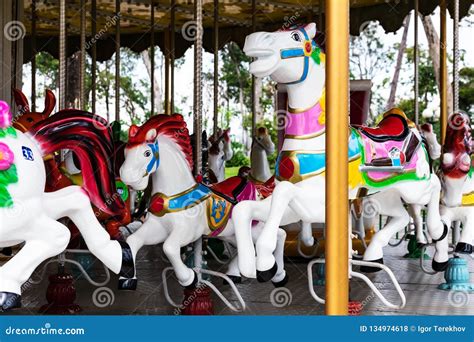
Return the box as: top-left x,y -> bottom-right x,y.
0,217 -> 70,311
457,208 -> 474,254
43,186 -> 130,277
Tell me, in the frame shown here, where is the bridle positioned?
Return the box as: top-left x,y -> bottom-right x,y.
279,27 -> 319,85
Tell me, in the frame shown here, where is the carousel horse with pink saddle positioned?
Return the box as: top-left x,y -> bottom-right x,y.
231,23 -> 449,282
0,101 -> 134,311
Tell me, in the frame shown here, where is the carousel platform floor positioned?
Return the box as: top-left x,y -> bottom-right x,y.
4,239 -> 474,316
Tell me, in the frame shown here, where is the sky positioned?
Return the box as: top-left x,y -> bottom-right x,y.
21,7 -> 473,137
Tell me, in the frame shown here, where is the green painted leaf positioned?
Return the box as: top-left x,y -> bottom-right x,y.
0,164 -> 18,185
0,186 -> 13,208
0,127 -> 17,138
311,47 -> 321,65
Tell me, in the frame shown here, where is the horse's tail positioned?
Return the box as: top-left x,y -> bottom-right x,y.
29,110 -> 124,216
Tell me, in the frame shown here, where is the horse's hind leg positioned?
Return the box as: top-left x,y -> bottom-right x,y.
0,217 -> 70,311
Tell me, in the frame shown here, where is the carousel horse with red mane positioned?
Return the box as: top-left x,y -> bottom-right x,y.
118,114 -> 288,289
231,23 -> 448,282
439,113 -> 474,254
0,101 -> 134,311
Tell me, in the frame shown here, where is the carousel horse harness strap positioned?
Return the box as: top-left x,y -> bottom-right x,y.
148,177 -> 256,236
359,109 -> 421,173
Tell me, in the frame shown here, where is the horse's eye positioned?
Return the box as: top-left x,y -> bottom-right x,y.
144,151 -> 151,157
291,32 -> 301,42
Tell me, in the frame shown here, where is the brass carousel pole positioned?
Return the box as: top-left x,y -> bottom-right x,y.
115,0 -> 121,122
91,0 -> 97,114
325,0 -> 349,316
439,0 -> 447,143
251,0 -> 257,138
453,0 -> 459,113
193,0 -> 203,174
31,0 -> 37,112
170,0 -> 176,113
414,0 -> 419,125
213,0 -> 219,137
59,0 -> 66,110
150,0 -> 155,116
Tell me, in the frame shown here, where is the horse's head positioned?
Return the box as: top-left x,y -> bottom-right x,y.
12,88 -> 56,132
120,125 -> 160,191
441,113 -> 472,206
244,23 -> 321,84
120,114 -> 193,191
253,127 -> 275,155
420,123 -> 441,160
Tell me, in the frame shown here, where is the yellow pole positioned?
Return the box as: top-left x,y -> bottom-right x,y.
440,0 -> 447,144
325,0 -> 349,315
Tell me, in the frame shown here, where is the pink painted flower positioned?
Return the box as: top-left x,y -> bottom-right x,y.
0,101 -> 12,129
0,143 -> 14,171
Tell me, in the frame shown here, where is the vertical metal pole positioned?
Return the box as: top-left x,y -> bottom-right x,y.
164,27 -> 171,114
453,0 -> 459,113
170,0 -> 176,113
251,0 -> 257,138
31,0 -> 37,112
91,0 -> 97,114
80,0 -> 86,110
150,1 -> 155,116
325,0 -> 349,316
213,0 -> 219,137
115,0 -> 121,121
440,0 -> 447,144
59,0 -> 66,110
414,0 -> 419,125
193,0 -> 203,175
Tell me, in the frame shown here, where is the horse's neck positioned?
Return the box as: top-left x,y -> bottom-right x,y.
250,145 -> 271,182
286,62 -> 325,111
151,137 -> 196,195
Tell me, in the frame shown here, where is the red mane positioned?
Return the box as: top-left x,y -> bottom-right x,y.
127,114 -> 193,171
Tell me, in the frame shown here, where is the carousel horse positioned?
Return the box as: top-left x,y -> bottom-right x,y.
439,112 -> 474,254
232,23 -> 448,281
249,127 -> 275,183
0,101 -> 134,311
118,114 -> 287,289
208,128 -> 233,182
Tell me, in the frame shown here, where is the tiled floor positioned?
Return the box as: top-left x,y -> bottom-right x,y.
3,239 -> 474,316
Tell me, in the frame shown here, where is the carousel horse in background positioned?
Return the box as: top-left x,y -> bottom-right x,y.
249,127 -> 275,183
208,128 -> 233,183
439,112 -> 474,254
232,23 -> 448,282
0,101 -> 134,311
118,114 -> 288,290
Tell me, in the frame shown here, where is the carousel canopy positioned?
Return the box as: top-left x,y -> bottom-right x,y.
22,0 -> 473,62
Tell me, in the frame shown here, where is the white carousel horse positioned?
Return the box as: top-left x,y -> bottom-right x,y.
118,114 -> 287,289
208,128 -> 233,182
0,102 -> 134,311
232,23 -> 448,281
249,127 -> 275,183
439,113 -> 474,254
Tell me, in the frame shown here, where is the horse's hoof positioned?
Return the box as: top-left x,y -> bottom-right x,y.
222,275 -> 242,286
118,241 -> 135,279
360,258 -> 384,273
185,270 -> 199,290
432,259 -> 448,272
118,278 -> 137,291
0,292 -> 21,311
455,242 -> 473,254
257,262 -> 278,283
272,273 -> 289,288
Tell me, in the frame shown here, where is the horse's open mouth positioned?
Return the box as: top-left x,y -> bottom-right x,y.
245,49 -> 276,78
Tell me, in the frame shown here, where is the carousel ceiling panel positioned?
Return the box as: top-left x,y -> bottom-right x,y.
21,0 -> 473,62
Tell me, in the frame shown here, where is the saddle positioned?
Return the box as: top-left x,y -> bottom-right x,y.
359,109 -> 420,173
209,176 -> 252,204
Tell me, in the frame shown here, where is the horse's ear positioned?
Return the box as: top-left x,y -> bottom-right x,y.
305,22 -> 317,39
145,128 -> 157,142
43,89 -> 56,117
12,88 -> 30,114
129,124 -> 139,138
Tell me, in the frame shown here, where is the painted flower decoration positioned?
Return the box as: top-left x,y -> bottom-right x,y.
0,101 -> 12,129
0,142 -> 14,171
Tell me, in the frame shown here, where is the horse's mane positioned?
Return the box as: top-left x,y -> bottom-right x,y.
444,113 -> 471,155
127,114 -> 194,171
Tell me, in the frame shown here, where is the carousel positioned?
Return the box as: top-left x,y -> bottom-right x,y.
0,0 -> 473,316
